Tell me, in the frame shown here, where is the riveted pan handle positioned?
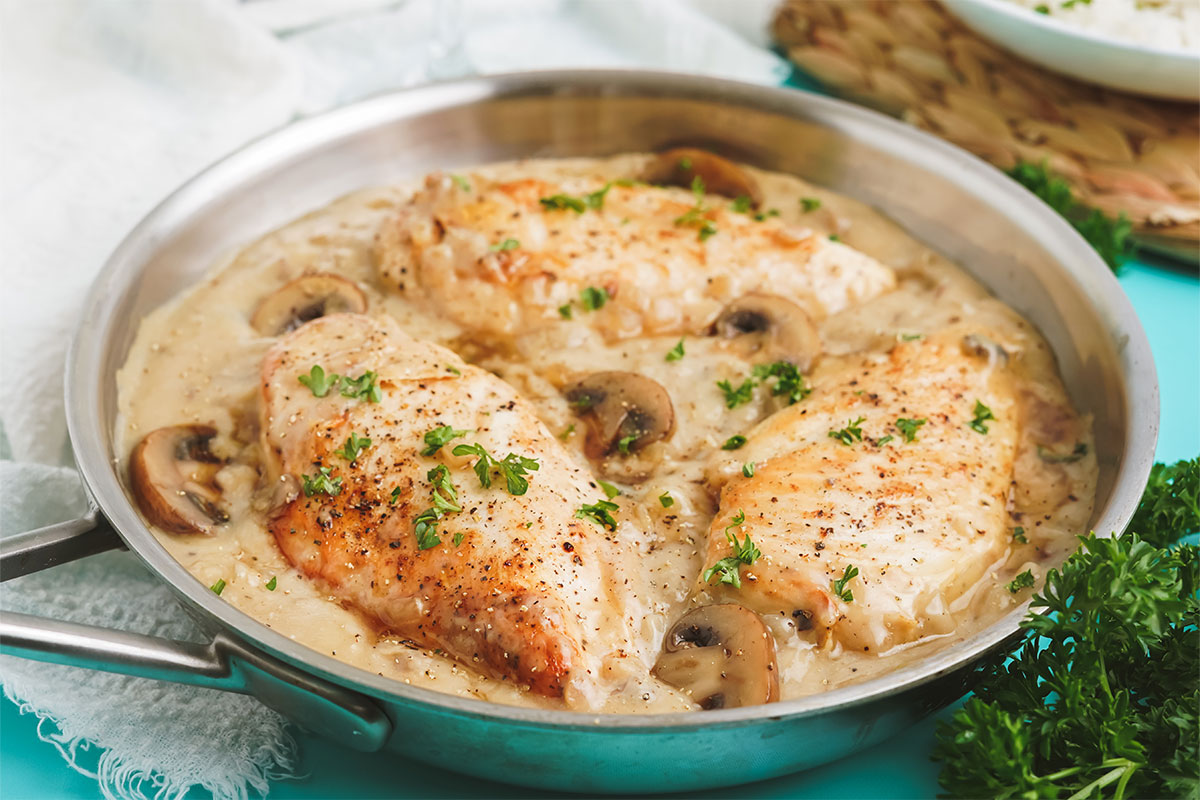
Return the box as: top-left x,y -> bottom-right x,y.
0,511 -> 392,752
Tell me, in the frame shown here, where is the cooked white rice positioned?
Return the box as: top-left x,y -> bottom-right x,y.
1006,0 -> 1200,51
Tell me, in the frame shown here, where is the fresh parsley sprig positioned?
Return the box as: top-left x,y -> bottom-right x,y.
576,499 -> 619,530
933,457 -> 1200,798
421,425 -> 470,457
452,443 -> 539,496
702,510 -> 761,589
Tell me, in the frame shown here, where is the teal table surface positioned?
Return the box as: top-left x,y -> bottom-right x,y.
2,87 -> 1196,798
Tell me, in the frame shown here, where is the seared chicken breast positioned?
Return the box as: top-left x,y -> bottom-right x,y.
376,170 -> 896,340
259,313 -> 644,705
701,329 -> 1019,654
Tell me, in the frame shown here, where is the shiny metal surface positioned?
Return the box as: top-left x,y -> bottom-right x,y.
0,511 -> 123,581
6,72 -> 1159,792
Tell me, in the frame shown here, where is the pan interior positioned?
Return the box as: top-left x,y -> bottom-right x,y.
67,72 -> 1155,725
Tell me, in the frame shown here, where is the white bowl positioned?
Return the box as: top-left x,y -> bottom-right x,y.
945,0 -> 1200,101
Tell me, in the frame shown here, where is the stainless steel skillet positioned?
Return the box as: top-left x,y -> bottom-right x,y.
0,71 -> 1158,793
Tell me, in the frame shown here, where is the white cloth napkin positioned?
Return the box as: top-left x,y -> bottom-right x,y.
0,2 -> 787,797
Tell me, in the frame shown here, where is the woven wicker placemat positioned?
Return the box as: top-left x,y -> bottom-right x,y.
772,0 -> 1199,264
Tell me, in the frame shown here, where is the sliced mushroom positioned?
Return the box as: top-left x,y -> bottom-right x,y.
251,273 -> 367,336
961,333 -> 1009,366
712,293 -> 821,371
653,604 -> 779,709
129,425 -> 230,535
565,372 -> 676,459
643,148 -> 763,207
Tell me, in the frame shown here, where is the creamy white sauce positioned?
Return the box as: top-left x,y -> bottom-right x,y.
116,155 -> 1096,713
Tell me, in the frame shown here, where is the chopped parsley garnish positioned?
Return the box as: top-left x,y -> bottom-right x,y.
580,286 -> 609,311
450,174 -> 471,191
558,303 -> 573,319
389,486 -> 402,504
876,435 -> 895,446
298,365 -> 339,397
452,443 -> 539,496
585,183 -> 612,210
427,465 -> 461,515
302,466 -> 342,497
617,434 -> 638,455
828,417 -> 866,446
539,194 -> 587,213
334,431 -> 371,462
265,576 -> 277,591
576,499 -> 619,530
598,480 -> 621,499
412,508 -> 442,550
489,238 -> 520,252
445,365 -> 461,375
717,377 -> 756,409
659,492 -> 674,508
665,339 -> 685,362
828,233 -> 841,242
421,425 -> 470,457
559,423 -> 575,441
968,400 -> 995,434
896,417 -> 928,443
340,371 -> 382,403
410,466 -> 463,551
751,361 -> 811,405
1006,569 -> 1035,593
452,532 -> 465,547
722,435 -> 747,451
901,332 -> 924,341
1034,3 -> 1049,12
702,510 -> 760,589
801,197 -> 821,212
831,565 -> 859,602
1037,442 -> 1089,463
210,578 -> 226,595
753,209 -> 780,222
674,177 -> 718,241
742,462 -> 755,477
731,195 -> 753,214
677,156 -> 693,170
1012,526 -> 1027,543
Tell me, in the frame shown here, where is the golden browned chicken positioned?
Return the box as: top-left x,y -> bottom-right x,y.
258,313 -> 646,704
376,169 -> 896,340
699,329 -> 1020,654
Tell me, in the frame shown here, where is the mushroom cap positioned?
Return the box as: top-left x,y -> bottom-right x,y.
565,371 -> 676,460
653,604 -> 779,709
129,424 -> 230,536
712,293 -> 822,371
643,148 -> 763,207
251,273 -> 367,336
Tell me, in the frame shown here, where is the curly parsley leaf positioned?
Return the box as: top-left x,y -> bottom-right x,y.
831,564 -> 858,602
576,499 -> 619,530
1007,161 -> 1133,273
717,378 -> 756,409
828,417 -> 866,446
580,286 -> 609,311
452,443 -> 539,496
933,458 -> 1200,799
340,370 -> 382,403
334,431 -> 371,462
302,466 -> 342,497
896,417 -> 927,443
702,510 -> 760,589
968,399 -> 995,434
751,361 -> 811,405
421,425 -> 470,457
298,365 -> 340,397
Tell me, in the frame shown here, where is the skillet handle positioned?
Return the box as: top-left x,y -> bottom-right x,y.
0,512 -> 392,752
0,509 -> 125,581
